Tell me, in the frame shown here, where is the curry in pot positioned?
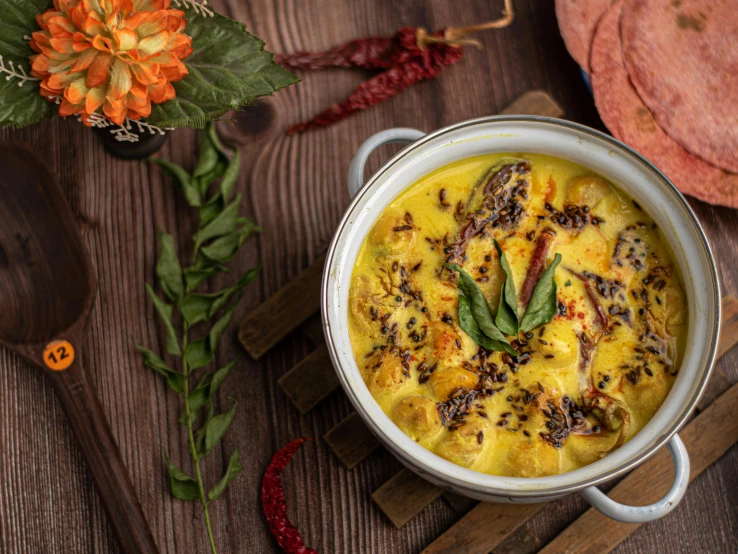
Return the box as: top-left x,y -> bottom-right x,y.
348,154 -> 686,477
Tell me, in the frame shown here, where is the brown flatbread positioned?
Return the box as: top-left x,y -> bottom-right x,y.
620,0 -> 738,173
591,1 -> 738,208
555,0 -> 613,72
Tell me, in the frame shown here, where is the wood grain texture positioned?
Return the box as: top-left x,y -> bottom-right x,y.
372,469 -> 444,528
278,344 -> 339,413
324,412 -> 381,470
238,252 -> 325,359
0,1 -> 735,553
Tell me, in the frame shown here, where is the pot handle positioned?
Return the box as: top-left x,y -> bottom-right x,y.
348,128 -> 425,198
579,434 -> 690,523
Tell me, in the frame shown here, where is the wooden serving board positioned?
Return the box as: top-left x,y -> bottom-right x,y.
236,91 -> 737,554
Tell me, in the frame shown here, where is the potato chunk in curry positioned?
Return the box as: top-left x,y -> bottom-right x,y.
348,153 -> 687,477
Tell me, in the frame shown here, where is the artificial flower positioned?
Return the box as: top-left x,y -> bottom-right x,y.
29,0 -> 193,125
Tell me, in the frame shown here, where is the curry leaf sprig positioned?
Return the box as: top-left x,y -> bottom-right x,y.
136,124 -> 259,554
445,239 -> 561,353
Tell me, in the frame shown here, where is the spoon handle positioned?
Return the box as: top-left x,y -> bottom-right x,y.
44,359 -> 159,554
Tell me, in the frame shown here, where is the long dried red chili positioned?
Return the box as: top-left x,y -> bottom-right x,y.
261,438 -> 318,554
276,36 -> 397,71
281,0 -> 515,133
288,30 -> 463,134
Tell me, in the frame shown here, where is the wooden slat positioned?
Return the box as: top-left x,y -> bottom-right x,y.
237,253 -> 326,359
278,344 -> 339,413
499,90 -> 564,118
372,468 -> 444,528
442,492 -> 478,516
539,380 -> 738,554
421,502 -> 545,554
300,313 -> 326,345
490,526 -> 541,554
324,412 -> 380,469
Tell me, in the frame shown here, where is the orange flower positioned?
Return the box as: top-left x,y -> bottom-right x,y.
29,0 -> 193,125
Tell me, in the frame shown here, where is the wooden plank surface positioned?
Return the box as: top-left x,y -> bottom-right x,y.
278,344 -> 339,413
238,252 -> 326,359
324,412 -> 381,470
372,469 -> 444,528
0,1 -> 736,553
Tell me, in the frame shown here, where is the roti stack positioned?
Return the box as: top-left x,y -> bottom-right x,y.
555,0 -> 738,208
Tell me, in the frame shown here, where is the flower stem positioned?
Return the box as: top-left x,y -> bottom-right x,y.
182,321 -> 218,554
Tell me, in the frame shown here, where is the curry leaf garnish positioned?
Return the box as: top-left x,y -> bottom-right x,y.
519,253 -> 562,333
445,263 -> 516,355
136,124 -> 259,554
493,239 -> 519,335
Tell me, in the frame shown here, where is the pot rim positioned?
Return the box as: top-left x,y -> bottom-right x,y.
322,115 -> 720,497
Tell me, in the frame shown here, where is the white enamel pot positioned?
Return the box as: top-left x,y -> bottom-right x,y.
321,116 -> 720,522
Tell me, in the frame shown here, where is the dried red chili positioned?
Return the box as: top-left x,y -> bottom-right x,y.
288,32 -> 464,134
261,437 -> 318,554
282,0 -> 515,134
276,36 -> 397,71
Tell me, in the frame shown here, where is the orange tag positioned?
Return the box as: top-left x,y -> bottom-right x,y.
43,340 -> 75,371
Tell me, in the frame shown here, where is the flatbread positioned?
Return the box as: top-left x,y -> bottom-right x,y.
555,0 -> 613,72
591,1 -> 738,208
620,0 -> 738,173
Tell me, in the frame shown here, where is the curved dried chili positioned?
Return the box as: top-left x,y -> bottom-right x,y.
261,437 -> 318,554
281,0 -> 515,134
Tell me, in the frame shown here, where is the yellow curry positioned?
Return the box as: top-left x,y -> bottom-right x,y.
348,153 -> 686,477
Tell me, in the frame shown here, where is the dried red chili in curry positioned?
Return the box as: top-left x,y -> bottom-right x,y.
261,438 -> 318,554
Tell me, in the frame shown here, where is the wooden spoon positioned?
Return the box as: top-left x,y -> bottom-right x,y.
0,143 -> 158,553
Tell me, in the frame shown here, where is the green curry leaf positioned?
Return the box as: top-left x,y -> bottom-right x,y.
493,239 -> 519,335
208,448 -> 243,501
445,263 -> 515,354
519,253 -> 562,333
163,452 -> 200,500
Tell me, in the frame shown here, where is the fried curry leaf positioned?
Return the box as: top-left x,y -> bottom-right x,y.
493,239 -> 519,335
519,253 -> 562,333
445,263 -> 515,354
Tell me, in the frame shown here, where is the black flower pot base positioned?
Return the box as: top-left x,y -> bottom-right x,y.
94,121 -> 168,159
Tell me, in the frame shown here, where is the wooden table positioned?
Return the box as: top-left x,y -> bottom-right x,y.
1,1 -> 736,552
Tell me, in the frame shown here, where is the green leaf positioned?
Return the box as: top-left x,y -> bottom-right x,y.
163,452 -> 200,500
195,193 -> 241,247
184,336 -> 212,370
0,0 -> 57,128
200,222 -> 256,263
146,11 -> 298,129
194,127 -> 222,179
134,345 -> 185,393
148,158 -> 201,206
208,449 -> 243,501
445,263 -> 510,343
210,360 -> 237,396
184,262 -> 229,290
156,230 -> 185,302
204,398 -> 237,454
180,265 -> 260,325
520,253 -> 562,333
195,402 -> 215,455
457,290 -> 514,354
188,386 -> 210,412
145,285 -> 181,356
219,148 -> 240,202
493,240 -> 519,336
445,263 -> 515,355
